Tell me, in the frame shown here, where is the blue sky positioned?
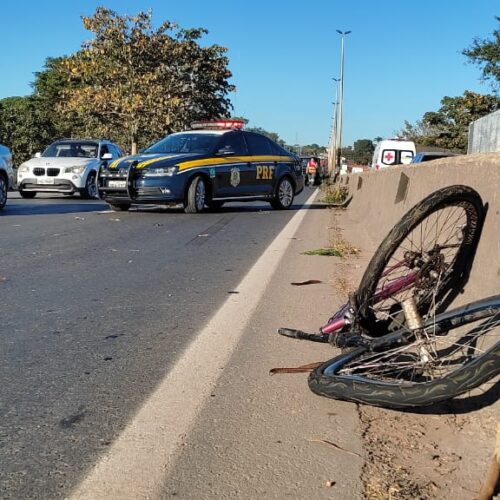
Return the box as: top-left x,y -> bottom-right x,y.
0,1 -> 498,147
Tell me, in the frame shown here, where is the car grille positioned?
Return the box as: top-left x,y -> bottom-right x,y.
22,180 -> 73,191
47,168 -> 60,177
33,168 -> 45,176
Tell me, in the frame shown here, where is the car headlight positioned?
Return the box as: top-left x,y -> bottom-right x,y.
143,166 -> 178,177
64,166 -> 86,174
18,165 -> 30,173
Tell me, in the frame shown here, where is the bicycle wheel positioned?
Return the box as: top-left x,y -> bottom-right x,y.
309,296 -> 500,409
354,185 -> 484,336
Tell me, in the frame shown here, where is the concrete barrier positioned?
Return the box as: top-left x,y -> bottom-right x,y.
344,152 -> 500,300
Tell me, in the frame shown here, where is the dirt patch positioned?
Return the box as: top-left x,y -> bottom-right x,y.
327,211 -> 358,296
358,376 -> 499,499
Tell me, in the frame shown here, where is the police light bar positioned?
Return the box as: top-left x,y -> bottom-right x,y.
190,119 -> 245,130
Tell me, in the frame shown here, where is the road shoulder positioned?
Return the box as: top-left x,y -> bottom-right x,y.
162,199 -> 364,498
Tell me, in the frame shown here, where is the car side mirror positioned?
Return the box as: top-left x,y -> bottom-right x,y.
101,153 -> 112,160
35,152 -> 41,158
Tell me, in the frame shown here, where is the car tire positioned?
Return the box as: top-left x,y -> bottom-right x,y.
109,203 -> 131,212
80,171 -> 98,199
0,175 -> 7,210
19,190 -> 37,199
184,176 -> 207,214
270,176 -> 294,210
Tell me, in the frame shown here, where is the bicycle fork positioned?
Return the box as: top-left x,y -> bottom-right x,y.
401,296 -> 434,365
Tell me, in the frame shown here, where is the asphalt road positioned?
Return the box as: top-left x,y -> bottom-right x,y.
0,189 -> 313,498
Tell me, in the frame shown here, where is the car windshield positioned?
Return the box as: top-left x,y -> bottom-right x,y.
43,142 -> 99,158
144,133 -> 219,155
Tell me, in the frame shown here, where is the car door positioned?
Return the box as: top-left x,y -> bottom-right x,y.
244,132 -> 277,196
211,132 -> 252,198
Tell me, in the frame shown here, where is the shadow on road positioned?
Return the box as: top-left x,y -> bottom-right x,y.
3,192 -> 333,217
130,200 -> 333,215
2,199 -> 107,216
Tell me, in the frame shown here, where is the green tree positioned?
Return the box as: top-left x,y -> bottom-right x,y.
301,144 -> 326,156
0,97 -> 54,164
463,16 -> 500,93
352,139 -> 374,164
399,91 -> 500,152
340,145 -> 354,162
0,57 -> 76,164
60,8 -> 234,153
32,57 -> 79,139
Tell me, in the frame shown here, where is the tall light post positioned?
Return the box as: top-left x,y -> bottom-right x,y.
329,77 -> 340,174
336,29 -> 351,170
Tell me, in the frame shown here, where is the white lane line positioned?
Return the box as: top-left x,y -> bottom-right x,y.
71,189 -> 319,499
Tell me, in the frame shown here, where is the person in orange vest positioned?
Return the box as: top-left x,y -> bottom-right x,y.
306,157 -> 318,187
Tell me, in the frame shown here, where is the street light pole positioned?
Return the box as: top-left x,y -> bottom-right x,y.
336,29 -> 351,171
330,78 -> 340,174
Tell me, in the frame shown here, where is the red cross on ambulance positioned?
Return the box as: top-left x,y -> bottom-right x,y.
384,151 -> 395,163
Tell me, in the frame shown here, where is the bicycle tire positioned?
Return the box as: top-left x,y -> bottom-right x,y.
354,185 -> 484,335
309,296 -> 500,409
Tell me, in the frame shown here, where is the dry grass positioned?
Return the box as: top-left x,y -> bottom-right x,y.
321,184 -> 349,205
329,234 -> 360,257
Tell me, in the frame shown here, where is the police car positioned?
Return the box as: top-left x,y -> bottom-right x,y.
97,120 -> 304,213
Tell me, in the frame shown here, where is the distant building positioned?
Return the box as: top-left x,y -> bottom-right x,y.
468,109 -> 500,153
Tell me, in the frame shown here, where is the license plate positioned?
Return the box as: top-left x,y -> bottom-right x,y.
37,178 -> 55,185
108,180 -> 127,188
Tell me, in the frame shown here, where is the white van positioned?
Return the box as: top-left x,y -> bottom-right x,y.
371,139 -> 416,170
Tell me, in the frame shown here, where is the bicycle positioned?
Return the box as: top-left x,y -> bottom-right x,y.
278,185 -> 500,408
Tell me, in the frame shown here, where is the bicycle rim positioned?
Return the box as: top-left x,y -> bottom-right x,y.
309,296 -> 500,408
355,186 -> 484,335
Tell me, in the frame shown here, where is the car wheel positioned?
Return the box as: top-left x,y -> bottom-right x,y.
80,171 -> 98,199
206,200 -> 224,211
271,177 -> 294,210
0,176 -> 7,210
109,203 -> 131,211
19,190 -> 37,199
184,176 -> 207,214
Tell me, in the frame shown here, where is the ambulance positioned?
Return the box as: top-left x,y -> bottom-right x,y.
371,138 -> 416,170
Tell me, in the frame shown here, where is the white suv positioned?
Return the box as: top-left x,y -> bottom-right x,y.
17,139 -> 123,199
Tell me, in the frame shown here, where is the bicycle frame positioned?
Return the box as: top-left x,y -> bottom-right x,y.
320,268 -> 418,335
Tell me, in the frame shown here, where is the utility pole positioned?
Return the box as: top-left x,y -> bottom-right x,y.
336,29 -> 351,171
329,78 -> 340,174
